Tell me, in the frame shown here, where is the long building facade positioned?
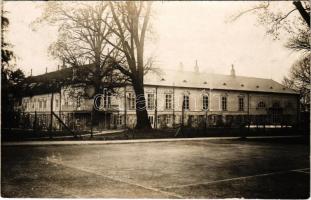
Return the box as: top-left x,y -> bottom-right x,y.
16,64 -> 299,130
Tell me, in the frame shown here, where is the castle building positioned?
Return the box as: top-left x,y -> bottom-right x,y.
16,63 -> 299,130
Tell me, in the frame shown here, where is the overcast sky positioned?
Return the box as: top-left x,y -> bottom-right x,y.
4,1 -> 301,82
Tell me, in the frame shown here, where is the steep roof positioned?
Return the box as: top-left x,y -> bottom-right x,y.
144,69 -> 298,95
21,66 -> 298,96
20,64 -> 94,96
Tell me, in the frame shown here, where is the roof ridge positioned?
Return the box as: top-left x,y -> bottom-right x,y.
161,68 -> 275,81
26,63 -> 96,78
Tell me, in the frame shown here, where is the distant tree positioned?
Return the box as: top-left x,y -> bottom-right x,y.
230,1 -> 310,111
1,10 -> 25,128
230,1 -> 310,52
283,55 -> 310,112
1,14 -> 14,68
285,24 -> 309,53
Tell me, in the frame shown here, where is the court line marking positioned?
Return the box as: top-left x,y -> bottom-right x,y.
46,158 -> 184,199
2,135 -> 303,146
291,169 -> 310,174
165,168 -> 310,189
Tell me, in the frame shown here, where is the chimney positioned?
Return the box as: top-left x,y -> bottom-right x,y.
57,65 -> 60,71
45,67 -> 48,74
230,64 -> 236,77
179,62 -> 184,71
194,60 -> 199,73
30,69 -> 32,76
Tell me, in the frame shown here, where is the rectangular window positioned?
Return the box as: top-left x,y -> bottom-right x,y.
39,100 -> 42,109
239,97 -> 244,111
165,94 -> 172,109
221,96 -> 227,111
77,96 -> 81,108
147,93 -> 155,109
203,95 -> 209,110
117,115 -> 122,125
148,116 -> 154,126
183,95 -> 189,110
128,93 -> 135,110
103,93 -> 111,108
64,98 -> 68,106
55,99 -> 59,108
24,100 -> 27,109
43,100 -> 47,109
157,115 -> 161,125
34,99 -> 37,109
166,115 -> 172,125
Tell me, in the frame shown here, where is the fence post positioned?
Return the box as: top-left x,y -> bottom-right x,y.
263,116 -> 266,133
205,110 -> 208,133
49,92 -> 54,138
90,111 -> 93,138
247,93 -> 250,137
34,111 -> 37,133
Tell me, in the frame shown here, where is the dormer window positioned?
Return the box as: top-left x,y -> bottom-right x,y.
223,83 -> 226,86
270,86 -> 273,89
203,81 -> 207,84
183,80 -> 187,83
282,88 -> 286,90
241,84 -> 244,87
256,85 -> 259,88
161,78 -> 165,81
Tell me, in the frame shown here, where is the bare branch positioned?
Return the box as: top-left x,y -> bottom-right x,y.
229,2 -> 270,22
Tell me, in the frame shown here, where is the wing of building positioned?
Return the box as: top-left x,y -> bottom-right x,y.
15,64 -> 299,131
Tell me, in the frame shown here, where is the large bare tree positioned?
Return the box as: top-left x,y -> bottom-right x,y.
33,2 -> 128,126
34,1 -> 154,129
103,2 -> 154,129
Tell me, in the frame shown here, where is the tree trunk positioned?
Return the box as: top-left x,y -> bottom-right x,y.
92,71 -> 103,128
293,1 -> 310,27
92,88 -> 101,127
132,79 -> 151,129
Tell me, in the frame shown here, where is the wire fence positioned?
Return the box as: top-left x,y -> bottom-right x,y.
4,110 -> 303,132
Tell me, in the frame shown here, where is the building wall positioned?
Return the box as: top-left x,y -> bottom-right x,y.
115,85 -> 298,129
22,93 -> 61,113
19,84 -> 298,130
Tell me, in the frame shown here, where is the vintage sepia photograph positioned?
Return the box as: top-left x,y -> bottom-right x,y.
1,0 -> 310,198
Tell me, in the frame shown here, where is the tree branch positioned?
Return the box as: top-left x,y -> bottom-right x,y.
293,1 -> 310,27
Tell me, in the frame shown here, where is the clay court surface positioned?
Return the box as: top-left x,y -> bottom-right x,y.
1,138 -> 310,198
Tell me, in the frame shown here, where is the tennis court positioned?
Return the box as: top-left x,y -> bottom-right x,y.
2,137 -> 310,198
